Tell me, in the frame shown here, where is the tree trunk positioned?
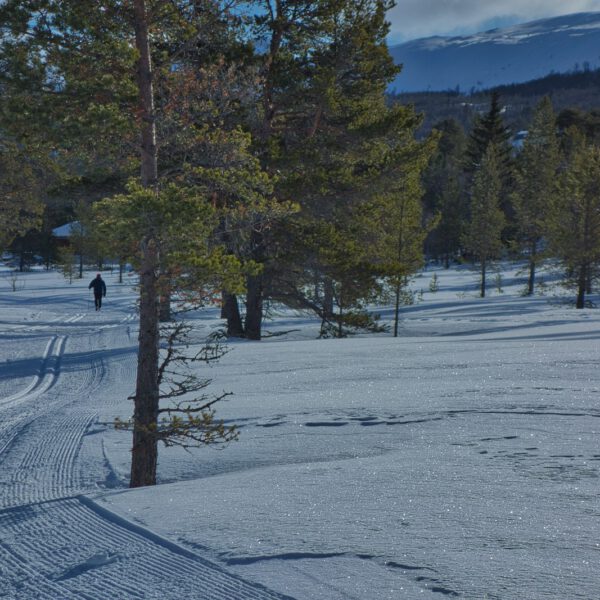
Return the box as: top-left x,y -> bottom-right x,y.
130,0 -> 160,488
576,264 -> 587,309
323,277 -> 334,320
527,259 -> 535,296
394,221 -> 405,337
222,292 -> 244,337
393,279 -> 401,338
245,273 -> 263,340
337,287 -> 344,338
527,241 -> 537,296
244,227 -> 264,340
480,259 -> 486,298
130,237 -> 160,487
133,0 -> 158,188
18,239 -> 25,272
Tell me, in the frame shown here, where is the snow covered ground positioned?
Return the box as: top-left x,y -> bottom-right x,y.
0,263 -> 598,599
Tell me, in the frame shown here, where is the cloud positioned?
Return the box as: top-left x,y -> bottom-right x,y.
387,0 -> 600,41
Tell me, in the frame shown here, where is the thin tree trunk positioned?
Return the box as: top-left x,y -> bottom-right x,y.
480,258 -> 486,298
244,226 -> 265,340
313,272 -> 320,303
527,242 -> 537,296
394,220 -> 405,337
576,264 -> 587,309
323,277 -> 334,320
18,239 -> 25,272
130,0 -> 160,488
393,280 -> 401,338
527,260 -> 535,295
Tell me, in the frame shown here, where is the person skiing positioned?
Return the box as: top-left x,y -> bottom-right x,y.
88,273 -> 107,311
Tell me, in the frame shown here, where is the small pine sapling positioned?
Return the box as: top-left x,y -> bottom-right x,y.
429,273 -> 439,293
494,272 -> 503,294
57,246 -> 76,284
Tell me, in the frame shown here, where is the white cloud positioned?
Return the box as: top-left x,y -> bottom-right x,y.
387,0 -> 600,41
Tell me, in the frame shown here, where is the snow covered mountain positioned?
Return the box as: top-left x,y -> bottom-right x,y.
389,12 -> 600,93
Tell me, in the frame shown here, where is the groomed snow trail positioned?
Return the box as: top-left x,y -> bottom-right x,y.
0,271 -> 293,600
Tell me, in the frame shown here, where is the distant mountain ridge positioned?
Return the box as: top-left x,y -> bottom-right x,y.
389,12 -> 600,93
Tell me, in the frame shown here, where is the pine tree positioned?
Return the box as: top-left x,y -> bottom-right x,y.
465,92 -> 512,174
250,0 -> 433,337
0,141 -> 44,251
549,129 -> 600,308
512,97 -> 559,295
422,118 -> 468,267
374,164 -> 433,337
464,145 -> 505,298
465,91 -> 514,234
0,0 -> 139,185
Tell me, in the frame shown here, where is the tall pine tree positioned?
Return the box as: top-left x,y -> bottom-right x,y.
465,91 -> 514,237
422,118 -> 468,267
549,129 -> 600,308
512,97 -> 559,295
248,0 -> 433,337
464,145 -> 505,298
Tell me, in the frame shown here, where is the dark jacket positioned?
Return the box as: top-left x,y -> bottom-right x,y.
89,277 -> 106,296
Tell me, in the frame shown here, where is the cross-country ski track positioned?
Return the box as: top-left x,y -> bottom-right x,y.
0,272 -> 291,599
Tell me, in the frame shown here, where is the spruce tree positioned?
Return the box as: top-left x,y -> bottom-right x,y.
465,91 -> 514,235
374,165 -> 433,337
422,119 -> 468,267
464,145 -> 505,298
465,92 -> 512,173
512,97 -> 559,295
549,129 -> 600,308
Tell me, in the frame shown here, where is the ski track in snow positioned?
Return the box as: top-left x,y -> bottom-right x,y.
0,497 -> 290,599
0,272 -> 290,599
0,498 -> 290,600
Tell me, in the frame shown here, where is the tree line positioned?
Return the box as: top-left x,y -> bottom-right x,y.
422,90 -> 600,308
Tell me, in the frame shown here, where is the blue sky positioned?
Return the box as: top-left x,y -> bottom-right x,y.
386,0 -> 600,43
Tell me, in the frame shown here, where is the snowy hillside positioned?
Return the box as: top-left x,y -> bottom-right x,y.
389,12 -> 600,92
1,264 -> 599,599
